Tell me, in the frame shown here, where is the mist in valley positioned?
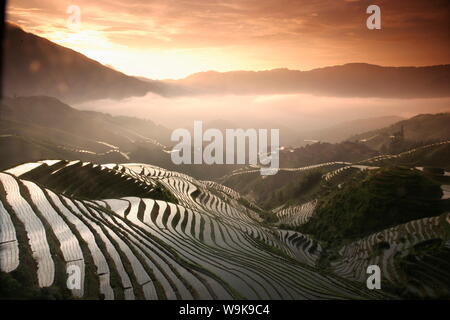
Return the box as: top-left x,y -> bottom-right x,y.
76,93 -> 450,146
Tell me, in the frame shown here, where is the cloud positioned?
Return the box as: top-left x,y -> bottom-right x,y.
7,0 -> 450,78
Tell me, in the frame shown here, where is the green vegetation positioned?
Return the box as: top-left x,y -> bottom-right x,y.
423,167 -> 445,175
0,271 -> 72,300
224,169 -> 323,210
300,167 -> 446,243
349,113 -> 450,152
280,141 -> 378,167
369,142 -> 450,170
395,239 -> 450,299
235,197 -> 274,223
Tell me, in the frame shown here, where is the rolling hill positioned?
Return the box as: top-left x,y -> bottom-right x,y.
219,140 -> 450,210
219,151 -> 450,298
1,159 -> 448,299
300,166 -> 446,242
0,96 -> 173,171
0,160 -> 390,300
0,95 -> 246,180
348,113 -> 450,152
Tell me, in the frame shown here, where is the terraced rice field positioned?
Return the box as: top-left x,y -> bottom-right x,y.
278,230 -> 322,266
358,140 -> 450,165
275,200 -> 318,228
331,212 -> 450,298
323,165 -> 378,182
0,197 -> 19,273
0,160 -> 390,300
219,141 -> 449,185
222,161 -> 351,179
441,185 -> 450,200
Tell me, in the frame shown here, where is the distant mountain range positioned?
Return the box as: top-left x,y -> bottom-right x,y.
167,64 -> 450,98
4,22 -> 450,103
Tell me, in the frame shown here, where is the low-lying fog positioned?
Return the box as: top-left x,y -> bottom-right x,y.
76,93 -> 450,144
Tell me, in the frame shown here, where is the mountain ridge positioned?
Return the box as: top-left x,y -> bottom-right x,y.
3,23 -> 162,103
5,22 -> 450,102
166,63 -> 450,98
348,113 -> 450,152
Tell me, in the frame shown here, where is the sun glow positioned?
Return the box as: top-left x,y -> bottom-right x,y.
8,0 -> 450,79
34,27 -> 262,79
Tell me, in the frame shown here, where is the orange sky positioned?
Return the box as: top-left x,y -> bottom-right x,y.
7,0 -> 450,79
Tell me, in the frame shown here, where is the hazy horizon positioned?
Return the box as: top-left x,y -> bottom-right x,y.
76,92 -> 450,132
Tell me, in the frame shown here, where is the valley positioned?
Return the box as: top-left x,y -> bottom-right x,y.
1,136 -> 449,299
0,160 -> 394,300
1,13 -> 449,302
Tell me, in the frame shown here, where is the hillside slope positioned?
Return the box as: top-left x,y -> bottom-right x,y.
348,113 -> 450,152
297,116 -> 404,144
0,96 -> 171,170
3,23 -> 165,103
0,96 -> 244,180
220,140 -> 450,211
0,160 -> 389,300
300,167 -> 446,241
